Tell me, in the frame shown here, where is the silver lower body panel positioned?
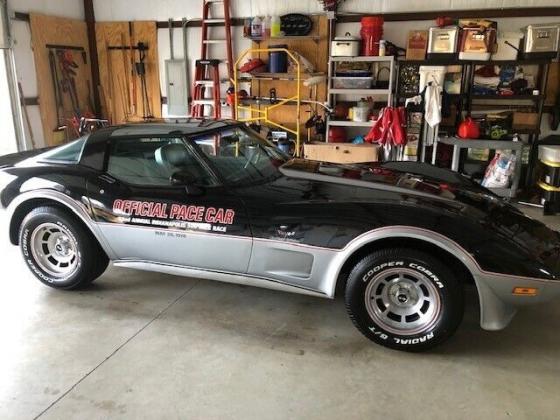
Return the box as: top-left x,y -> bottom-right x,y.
112,260 -> 329,298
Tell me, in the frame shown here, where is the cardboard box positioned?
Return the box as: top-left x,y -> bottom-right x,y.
513,111 -> 539,129
304,143 -> 380,164
406,30 -> 428,60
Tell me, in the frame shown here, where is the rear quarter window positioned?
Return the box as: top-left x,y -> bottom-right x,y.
39,137 -> 88,163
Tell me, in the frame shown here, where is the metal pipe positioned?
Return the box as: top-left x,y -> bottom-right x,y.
182,18 -> 190,114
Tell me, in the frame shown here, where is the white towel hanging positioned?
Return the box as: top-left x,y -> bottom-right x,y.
424,83 -> 442,128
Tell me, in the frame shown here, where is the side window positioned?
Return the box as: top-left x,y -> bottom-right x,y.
193,128 -> 286,184
107,137 -> 216,186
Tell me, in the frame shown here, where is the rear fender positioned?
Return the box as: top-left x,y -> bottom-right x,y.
5,189 -> 117,259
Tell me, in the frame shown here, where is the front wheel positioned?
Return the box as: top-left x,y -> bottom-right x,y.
19,206 -> 109,290
345,248 -> 464,352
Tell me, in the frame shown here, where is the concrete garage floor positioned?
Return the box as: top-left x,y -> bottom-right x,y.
1,208 -> 559,420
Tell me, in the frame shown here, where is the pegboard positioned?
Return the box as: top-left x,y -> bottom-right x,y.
96,21 -> 162,124
29,13 -> 94,146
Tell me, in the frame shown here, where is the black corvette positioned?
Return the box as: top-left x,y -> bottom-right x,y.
1,119 -> 559,352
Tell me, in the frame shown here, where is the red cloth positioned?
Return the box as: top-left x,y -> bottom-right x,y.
365,107 -> 407,146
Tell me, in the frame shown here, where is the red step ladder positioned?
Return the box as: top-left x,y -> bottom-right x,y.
191,0 -> 234,119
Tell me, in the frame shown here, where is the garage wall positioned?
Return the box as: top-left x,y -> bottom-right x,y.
8,0 -> 560,146
108,1 -> 560,127
93,0 -> 560,21
9,0 -> 84,148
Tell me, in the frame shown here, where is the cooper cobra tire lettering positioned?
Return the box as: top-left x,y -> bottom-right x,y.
363,261 -> 405,282
409,263 -> 444,289
22,228 -> 30,257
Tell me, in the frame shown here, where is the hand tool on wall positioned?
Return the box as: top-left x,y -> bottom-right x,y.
105,41 -> 115,123
48,49 -> 66,144
57,49 -> 81,119
128,22 -> 137,116
135,42 -> 153,120
120,33 -> 132,117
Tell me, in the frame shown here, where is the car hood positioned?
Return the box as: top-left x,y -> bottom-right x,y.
280,159 -> 493,203
279,159 -> 560,278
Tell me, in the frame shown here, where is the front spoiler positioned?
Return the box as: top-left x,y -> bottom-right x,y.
475,272 -> 560,331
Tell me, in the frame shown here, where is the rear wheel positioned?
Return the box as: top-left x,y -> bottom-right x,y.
19,206 -> 109,289
345,248 -> 464,352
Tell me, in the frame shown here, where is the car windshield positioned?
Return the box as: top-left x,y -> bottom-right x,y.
192,127 -> 288,185
38,136 -> 88,163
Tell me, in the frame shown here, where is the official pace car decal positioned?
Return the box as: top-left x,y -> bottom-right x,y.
112,199 -> 236,233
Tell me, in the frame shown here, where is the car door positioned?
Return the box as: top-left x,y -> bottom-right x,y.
86,135 -> 252,274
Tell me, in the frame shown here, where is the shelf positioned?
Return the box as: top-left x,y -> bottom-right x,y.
512,126 -> 541,135
398,58 -> 552,66
238,72 -> 325,82
438,137 -> 524,150
330,56 -> 394,63
246,35 -> 322,43
397,93 -> 465,99
471,94 -> 544,101
398,58 -> 462,66
330,88 -> 390,95
471,59 -> 552,66
328,120 -> 375,127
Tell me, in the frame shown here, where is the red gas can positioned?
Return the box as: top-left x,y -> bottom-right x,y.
360,16 -> 384,56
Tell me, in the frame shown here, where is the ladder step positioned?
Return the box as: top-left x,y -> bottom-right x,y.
196,59 -> 221,66
195,80 -> 216,86
203,39 -> 227,44
204,19 -> 226,24
205,0 -> 224,3
195,79 -> 230,85
192,99 -> 217,106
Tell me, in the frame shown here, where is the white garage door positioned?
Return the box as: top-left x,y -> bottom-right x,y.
0,0 -> 17,156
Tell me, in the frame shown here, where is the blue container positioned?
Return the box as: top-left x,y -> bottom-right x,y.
269,45 -> 288,73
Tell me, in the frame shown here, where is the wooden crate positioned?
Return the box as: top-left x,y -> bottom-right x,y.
304,143 -> 380,164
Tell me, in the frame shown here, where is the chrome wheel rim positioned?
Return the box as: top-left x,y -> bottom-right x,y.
30,223 -> 79,279
365,268 -> 442,336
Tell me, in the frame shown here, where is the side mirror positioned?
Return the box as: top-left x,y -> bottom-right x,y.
170,171 -> 204,196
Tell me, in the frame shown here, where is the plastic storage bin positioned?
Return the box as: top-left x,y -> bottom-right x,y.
539,145 -> 560,163
333,77 -> 373,89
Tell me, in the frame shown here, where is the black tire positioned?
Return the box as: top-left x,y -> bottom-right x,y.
345,248 -> 464,352
18,206 -> 109,290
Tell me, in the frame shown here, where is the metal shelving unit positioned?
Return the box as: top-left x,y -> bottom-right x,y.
326,56 -> 395,142
436,136 -> 524,199
394,57 -> 552,195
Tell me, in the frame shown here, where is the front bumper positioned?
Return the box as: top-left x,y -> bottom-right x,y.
475,272 -> 560,331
